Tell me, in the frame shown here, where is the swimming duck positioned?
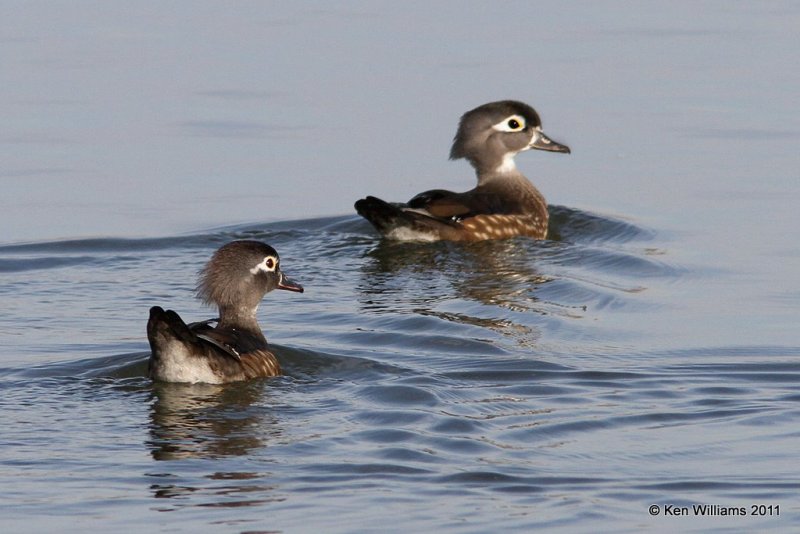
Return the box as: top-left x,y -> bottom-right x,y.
355,100 -> 570,241
147,240 -> 303,384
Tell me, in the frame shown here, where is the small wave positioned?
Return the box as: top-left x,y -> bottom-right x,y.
548,204 -> 655,244
1,341 -> 408,387
3,352 -> 150,381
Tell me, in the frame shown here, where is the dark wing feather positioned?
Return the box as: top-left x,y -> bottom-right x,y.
195,333 -> 241,361
187,317 -> 219,330
408,188 -> 515,220
407,189 -> 472,219
189,323 -> 268,363
356,195 -> 464,234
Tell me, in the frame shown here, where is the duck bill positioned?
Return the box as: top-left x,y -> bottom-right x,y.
277,272 -> 304,293
529,131 -> 571,154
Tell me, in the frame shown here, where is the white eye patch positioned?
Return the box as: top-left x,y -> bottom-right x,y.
250,255 -> 278,275
492,114 -> 527,132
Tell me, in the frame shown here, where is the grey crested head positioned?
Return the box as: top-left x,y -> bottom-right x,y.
449,100 -> 569,175
196,240 -> 303,313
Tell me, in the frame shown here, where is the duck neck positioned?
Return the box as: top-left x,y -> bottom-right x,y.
475,168 -> 546,215
469,150 -> 519,179
217,304 -> 262,334
476,167 -> 526,187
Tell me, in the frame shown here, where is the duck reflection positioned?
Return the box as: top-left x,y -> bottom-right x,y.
359,238 -> 553,312
146,380 -> 282,461
148,470 -> 283,508
358,237 -> 565,345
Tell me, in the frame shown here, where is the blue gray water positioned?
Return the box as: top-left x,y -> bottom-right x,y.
1,2 -> 799,533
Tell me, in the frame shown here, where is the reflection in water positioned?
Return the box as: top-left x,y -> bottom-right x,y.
357,237 -> 558,346
146,381 -> 281,461
360,238 -> 550,310
149,470 -> 284,510
146,382 -> 287,511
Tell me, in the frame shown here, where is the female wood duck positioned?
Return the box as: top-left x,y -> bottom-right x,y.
147,240 -> 303,384
355,100 -> 570,241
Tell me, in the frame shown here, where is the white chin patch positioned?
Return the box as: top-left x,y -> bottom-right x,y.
495,153 -> 518,173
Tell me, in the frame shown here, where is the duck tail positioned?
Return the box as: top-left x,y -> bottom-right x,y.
354,196 -> 412,234
147,306 -> 196,350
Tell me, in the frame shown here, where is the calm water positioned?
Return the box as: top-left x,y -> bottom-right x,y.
1,2 -> 799,533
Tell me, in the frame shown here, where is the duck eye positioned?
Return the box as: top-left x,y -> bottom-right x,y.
493,115 -> 526,132
250,256 -> 278,275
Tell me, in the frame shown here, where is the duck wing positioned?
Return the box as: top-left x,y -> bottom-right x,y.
190,325 -> 270,362
355,195 -> 461,239
406,188 -> 514,220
